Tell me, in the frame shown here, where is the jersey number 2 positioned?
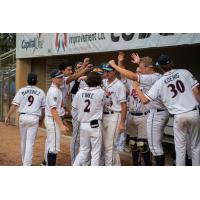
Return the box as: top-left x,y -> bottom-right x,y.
28,95 -> 34,106
84,99 -> 91,112
167,80 -> 185,98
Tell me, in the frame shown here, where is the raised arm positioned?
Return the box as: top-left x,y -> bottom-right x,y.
109,60 -> 138,81
65,58 -> 91,84
131,52 -> 140,65
118,52 -> 127,80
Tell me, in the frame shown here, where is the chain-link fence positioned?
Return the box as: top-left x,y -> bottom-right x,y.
0,67 -> 16,124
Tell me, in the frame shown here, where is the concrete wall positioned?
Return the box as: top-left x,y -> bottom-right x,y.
31,58 -> 46,92
16,59 -> 31,91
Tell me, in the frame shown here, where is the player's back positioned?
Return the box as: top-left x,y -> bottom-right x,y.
13,86 -> 45,116
138,72 -> 162,93
156,69 -> 199,114
74,86 -> 105,122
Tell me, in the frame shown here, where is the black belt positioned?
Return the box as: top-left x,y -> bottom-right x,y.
130,111 -> 149,116
173,107 -> 198,117
157,109 -> 166,112
20,113 -> 39,116
192,107 -> 197,111
103,111 -> 114,114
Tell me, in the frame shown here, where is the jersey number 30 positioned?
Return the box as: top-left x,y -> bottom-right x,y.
28,95 -> 34,106
167,80 -> 185,98
84,99 -> 91,112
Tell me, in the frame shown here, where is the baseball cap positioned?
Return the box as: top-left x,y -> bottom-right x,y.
92,67 -> 104,75
155,54 -> 171,67
27,72 -> 37,82
50,69 -> 64,78
101,63 -> 114,72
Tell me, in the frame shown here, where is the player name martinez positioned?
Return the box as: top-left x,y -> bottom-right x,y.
164,73 -> 179,84
21,89 -> 41,96
82,92 -> 94,99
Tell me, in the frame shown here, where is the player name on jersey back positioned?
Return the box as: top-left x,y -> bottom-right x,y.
12,86 -> 45,116
21,89 -> 41,96
163,72 -> 179,84
81,92 -> 94,99
72,87 -> 105,122
146,69 -> 199,114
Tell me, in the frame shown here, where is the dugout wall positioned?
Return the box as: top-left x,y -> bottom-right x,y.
16,43 -> 200,94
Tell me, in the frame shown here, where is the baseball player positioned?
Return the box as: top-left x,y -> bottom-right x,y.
68,61 -> 96,165
101,64 -> 127,166
70,67 -> 105,165
115,52 -> 151,165
59,58 -> 90,110
45,69 -> 69,166
116,52 -> 129,152
109,54 -> 169,166
5,72 -> 46,166
72,72 -> 106,166
134,54 -> 200,166
42,59 -> 91,166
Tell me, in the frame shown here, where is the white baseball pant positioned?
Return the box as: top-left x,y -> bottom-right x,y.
147,110 -> 169,156
127,113 -> 148,139
44,116 -> 61,154
43,138 -> 49,165
19,114 -> 39,166
174,108 -> 200,166
73,121 -> 102,166
102,112 -> 121,166
70,117 -> 80,165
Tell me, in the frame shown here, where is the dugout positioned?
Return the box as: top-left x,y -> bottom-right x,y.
16,43 -> 200,94
15,33 -> 200,146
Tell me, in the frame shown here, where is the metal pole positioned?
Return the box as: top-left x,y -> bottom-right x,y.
8,69 -> 11,111
0,71 -> 5,121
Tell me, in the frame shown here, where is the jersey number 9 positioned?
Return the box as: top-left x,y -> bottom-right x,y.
28,95 -> 34,106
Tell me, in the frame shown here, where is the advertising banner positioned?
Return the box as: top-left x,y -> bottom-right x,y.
16,33 -> 200,58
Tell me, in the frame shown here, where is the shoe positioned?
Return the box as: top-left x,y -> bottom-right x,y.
41,159 -> 46,166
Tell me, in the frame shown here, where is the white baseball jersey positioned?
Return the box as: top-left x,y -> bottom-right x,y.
60,76 -> 75,104
79,80 -> 88,89
146,69 -> 199,114
45,83 -> 65,117
72,86 -> 105,122
102,78 -> 126,112
127,79 -> 149,113
137,73 -> 165,110
12,85 -> 45,116
121,77 -> 128,87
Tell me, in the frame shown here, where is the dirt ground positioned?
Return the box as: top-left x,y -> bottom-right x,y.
0,122 -> 173,166
0,122 -> 134,166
